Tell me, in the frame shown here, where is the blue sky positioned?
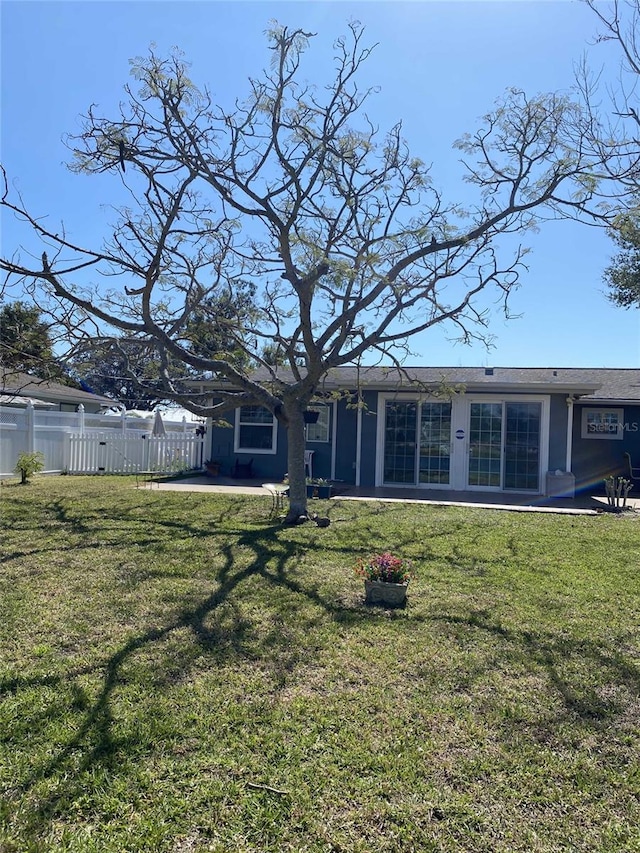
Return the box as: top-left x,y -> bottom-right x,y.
2,0 -> 639,368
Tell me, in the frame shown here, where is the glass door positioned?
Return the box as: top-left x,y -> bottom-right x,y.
468,402 -> 503,488
383,400 -> 451,486
504,402 -> 541,491
418,402 -> 451,485
384,401 -> 417,484
467,401 -> 541,491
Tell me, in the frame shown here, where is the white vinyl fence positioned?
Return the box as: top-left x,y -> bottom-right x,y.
0,403 -> 205,477
66,434 -> 203,474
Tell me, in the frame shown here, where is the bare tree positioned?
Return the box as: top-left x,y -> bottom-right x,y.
579,0 -> 640,305
0,22 -> 629,520
585,0 -> 640,120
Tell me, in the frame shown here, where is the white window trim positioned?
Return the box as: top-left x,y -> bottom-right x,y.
375,392 -> 455,490
234,406 -> 278,454
463,395 -> 550,493
374,392 -> 550,493
581,407 -> 624,440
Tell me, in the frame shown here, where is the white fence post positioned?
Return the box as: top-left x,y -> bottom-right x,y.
26,401 -> 35,453
78,404 -> 85,435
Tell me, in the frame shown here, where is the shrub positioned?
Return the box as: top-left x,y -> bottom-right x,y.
14,451 -> 45,484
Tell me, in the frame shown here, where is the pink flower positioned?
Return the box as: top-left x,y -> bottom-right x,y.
354,552 -> 413,584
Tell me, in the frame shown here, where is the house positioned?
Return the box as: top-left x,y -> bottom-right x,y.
203,366 -> 640,497
0,370 -> 116,413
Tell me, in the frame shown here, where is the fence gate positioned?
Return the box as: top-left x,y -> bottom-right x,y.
66,434 -> 204,474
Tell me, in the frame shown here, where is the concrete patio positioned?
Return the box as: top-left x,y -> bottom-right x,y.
139,474 -> 640,516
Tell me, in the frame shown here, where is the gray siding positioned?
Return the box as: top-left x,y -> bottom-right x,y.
359,391 -> 379,487
572,403 -> 640,491
334,397 -> 358,484
206,385 -> 640,495
208,416 -> 288,481
548,394 -> 569,472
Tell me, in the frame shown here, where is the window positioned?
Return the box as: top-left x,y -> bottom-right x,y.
235,406 -> 277,453
306,405 -> 330,442
581,408 -> 624,440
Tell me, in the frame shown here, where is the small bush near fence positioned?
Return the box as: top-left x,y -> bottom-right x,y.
14,451 -> 44,484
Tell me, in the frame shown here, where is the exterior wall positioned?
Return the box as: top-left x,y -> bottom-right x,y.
55,400 -> 105,413
359,391 -> 380,487
207,420 -> 236,470
207,417 -> 288,480
208,401 -> 343,482
207,395 -> 375,485
548,394 -> 569,472
572,403 -> 640,491
206,392 -> 640,496
304,403 -> 334,482
334,396 -> 358,484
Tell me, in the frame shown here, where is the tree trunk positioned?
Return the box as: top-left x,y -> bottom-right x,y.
284,403 -> 308,522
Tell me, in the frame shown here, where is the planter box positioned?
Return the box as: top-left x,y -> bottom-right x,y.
306,484 -> 332,499
545,471 -> 575,498
364,579 -> 408,607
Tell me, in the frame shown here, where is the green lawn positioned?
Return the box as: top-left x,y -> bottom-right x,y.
1,476 -> 639,853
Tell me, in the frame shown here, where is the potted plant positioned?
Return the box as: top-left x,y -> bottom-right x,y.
306,477 -> 332,499
303,409 -> 320,424
204,460 -> 221,476
355,551 -> 413,606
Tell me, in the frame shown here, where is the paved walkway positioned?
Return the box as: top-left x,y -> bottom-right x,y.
139,475 -> 640,516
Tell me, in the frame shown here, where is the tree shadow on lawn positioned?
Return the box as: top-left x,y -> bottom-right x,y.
8,494 -> 635,842
0,493 -> 271,567
1,488 -> 429,572
431,608 -> 640,726
2,518 -> 389,840
8,597 -> 639,848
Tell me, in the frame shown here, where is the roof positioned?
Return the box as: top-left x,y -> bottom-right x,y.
198,366 -> 640,402
0,394 -> 56,408
0,370 -> 117,408
0,394 -> 55,409
334,366 -> 640,402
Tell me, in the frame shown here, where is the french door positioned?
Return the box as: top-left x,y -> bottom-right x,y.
383,400 -> 452,486
468,401 -> 542,491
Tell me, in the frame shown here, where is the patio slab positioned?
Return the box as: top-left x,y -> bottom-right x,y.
139,474 -> 640,516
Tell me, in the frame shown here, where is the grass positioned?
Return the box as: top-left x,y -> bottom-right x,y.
1,475 -> 639,853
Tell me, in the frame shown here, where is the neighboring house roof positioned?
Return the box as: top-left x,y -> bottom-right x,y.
0,394 -> 56,408
197,366 -> 640,402
0,370 -> 117,408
